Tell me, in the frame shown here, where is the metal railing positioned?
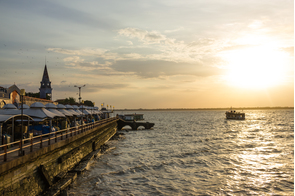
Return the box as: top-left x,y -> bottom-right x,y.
0,117 -> 117,162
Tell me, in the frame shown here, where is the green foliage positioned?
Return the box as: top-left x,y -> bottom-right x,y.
84,100 -> 94,107
57,97 -> 77,105
26,92 -> 40,98
26,92 -> 51,100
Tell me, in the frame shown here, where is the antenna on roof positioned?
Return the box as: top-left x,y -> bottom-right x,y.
45,56 -> 46,65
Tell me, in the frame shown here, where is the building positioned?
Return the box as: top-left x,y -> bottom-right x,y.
0,64 -> 56,108
0,84 -> 21,108
39,64 -> 52,100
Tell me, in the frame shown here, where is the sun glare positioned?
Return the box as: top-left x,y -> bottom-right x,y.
223,46 -> 288,89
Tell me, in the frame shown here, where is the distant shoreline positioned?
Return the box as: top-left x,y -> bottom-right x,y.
114,107 -> 294,111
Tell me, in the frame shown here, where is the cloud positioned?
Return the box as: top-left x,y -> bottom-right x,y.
53,83 -> 130,93
48,48 -> 110,57
46,27 -> 228,78
280,46 -> 294,56
118,28 -> 167,44
111,60 -> 224,78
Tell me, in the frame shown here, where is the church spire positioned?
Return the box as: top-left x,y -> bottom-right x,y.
39,62 -> 52,100
41,64 -> 50,84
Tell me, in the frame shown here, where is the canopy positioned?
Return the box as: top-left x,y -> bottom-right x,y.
56,104 -> 73,117
0,104 -> 20,115
45,103 -> 66,117
65,105 -> 80,116
79,105 -> 91,115
72,105 -> 83,115
0,114 -> 33,123
23,102 -> 57,119
18,104 -> 30,109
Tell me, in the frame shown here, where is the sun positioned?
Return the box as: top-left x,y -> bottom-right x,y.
223,46 -> 288,89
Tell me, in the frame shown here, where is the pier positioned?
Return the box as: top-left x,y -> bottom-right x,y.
117,119 -> 155,130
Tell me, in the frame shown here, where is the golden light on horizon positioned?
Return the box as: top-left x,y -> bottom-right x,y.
223,46 -> 288,89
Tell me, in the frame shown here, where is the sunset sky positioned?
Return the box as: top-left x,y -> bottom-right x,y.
0,0 -> 293,109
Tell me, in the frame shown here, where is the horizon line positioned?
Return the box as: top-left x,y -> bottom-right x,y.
114,106 -> 294,111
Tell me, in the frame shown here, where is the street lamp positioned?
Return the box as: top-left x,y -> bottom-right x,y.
74,85 -> 86,104
19,89 -> 25,156
92,102 -> 95,117
81,100 -> 84,125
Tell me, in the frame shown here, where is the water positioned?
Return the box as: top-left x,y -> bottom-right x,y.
68,110 -> 294,195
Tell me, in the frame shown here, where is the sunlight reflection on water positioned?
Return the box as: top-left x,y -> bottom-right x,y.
68,109 -> 294,195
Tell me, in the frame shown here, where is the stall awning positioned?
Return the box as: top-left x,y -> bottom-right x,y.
0,114 -> 33,123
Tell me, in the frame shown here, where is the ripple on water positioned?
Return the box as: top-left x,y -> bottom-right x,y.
68,110 -> 294,195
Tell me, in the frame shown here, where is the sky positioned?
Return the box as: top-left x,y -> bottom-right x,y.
0,0 -> 293,109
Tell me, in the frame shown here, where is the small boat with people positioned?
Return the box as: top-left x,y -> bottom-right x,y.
225,108 -> 245,120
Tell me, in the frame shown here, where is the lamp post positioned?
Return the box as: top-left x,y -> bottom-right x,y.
93,102 -> 95,120
74,85 -> 86,104
81,100 -> 84,124
19,89 -> 25,156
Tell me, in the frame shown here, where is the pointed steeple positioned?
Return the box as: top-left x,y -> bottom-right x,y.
41,64 -> 51,85
39,63 -> 52,99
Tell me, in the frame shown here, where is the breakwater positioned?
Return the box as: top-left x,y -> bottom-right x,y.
0,118 -> 118,196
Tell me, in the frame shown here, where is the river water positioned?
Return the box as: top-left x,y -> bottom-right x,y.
68,109 -> 294,195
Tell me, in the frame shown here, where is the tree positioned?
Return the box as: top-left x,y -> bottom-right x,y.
26,92 -> 51,100
84,100 -> 94,107
26,92 -> 40,98
56,97 -> 77,105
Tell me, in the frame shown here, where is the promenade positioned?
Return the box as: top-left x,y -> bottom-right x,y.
0,118 -> 117,166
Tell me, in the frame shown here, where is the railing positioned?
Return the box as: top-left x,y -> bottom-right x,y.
0,117 -> 118,162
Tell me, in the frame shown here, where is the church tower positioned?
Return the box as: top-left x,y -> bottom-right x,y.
39,64 -> 52,100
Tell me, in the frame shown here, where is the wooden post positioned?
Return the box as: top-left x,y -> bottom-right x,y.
12,117 -> 14,143
18,140 -> 22,156
30,137 -> 33,152
0,123 -> 2,147
4,145 -> 7,162
48,119 -> 52,145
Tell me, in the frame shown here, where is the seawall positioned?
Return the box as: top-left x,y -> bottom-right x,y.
0,120 -> 118,196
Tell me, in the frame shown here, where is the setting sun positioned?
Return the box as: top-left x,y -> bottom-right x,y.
223,46 -> 288,89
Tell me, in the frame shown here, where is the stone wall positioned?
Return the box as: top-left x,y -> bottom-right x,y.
0,121 -> 117,196
23,96 -> 57,106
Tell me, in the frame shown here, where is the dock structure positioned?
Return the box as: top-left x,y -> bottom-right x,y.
117,119 -> 154,130
0,117 -> 118,196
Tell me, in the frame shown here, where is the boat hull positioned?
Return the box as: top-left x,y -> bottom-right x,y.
225,111 -> 245,120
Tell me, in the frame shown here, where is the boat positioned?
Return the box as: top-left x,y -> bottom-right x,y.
118,113 -> 144,121
225,108 -> 245,120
